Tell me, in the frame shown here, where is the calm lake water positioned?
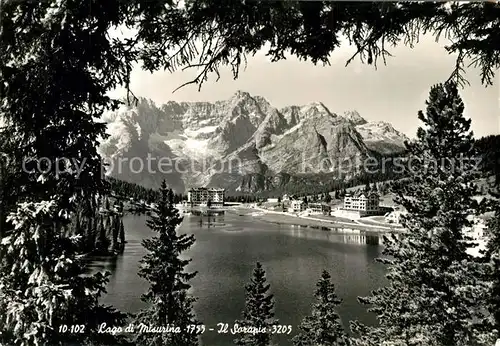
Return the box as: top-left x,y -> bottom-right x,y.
88,211 -> 386,346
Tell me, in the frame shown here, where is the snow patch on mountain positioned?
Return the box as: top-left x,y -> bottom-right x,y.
344,110 -> 367,125
357,121 -> 408,143
356,121 -> 409,154
184,126 -> 218,137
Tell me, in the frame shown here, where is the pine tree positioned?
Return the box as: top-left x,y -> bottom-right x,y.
119,218 -> 125,247
363,181 -> 371,193
379,183 -> 387,195
0,200 -> 127,346
485,211 -> 500,333
234,262 -> 278,346
351,82 -> 496,346
0,1 -> 128,343
292,270 -> 350,346
482,181 -> 500,336
324,192 -> 332,204
133,180 -> 199,346
0,124 -> 25,243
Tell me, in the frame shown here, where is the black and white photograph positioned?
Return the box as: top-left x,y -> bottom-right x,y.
0,1 -> 499,346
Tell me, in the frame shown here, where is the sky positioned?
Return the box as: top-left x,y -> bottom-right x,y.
110,34 -> 499,138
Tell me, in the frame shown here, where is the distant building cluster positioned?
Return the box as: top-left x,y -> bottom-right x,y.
287,199 -> 331,215
187,187 -> 225,207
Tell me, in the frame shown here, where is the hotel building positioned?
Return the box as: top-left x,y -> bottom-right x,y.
187,187 -> 225,207
343,190 -> 380,216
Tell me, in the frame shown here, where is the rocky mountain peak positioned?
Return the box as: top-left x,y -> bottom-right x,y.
99,91 -> 408,192
300,102 -> 334,117
343,110 -> 367,125
233,90 -> 252,99
365,121 -> 408,138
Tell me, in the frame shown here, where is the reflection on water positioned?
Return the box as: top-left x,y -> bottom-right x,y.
190,210 -> 226,216
91,212 -> 386,346
287,227 -> 382,245
191,210 -> 227,228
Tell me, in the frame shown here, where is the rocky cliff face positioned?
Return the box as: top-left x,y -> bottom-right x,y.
98,91 -> 408,193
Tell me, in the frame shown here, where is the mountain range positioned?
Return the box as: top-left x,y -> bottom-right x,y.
98,91 -> 408,193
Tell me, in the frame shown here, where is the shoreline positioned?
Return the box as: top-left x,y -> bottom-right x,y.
230,206 -> 405,235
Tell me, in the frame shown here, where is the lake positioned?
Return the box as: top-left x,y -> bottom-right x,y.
88,210 -> 386,346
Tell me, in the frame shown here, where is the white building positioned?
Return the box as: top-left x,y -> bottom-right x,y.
267,198 -> 279,203
308,203 -> 332,215
343,190 -> 380,216
384,211 -> 408,225
187,187 -> 225,207
289,200 -> 306,213
464,215 -> 488,240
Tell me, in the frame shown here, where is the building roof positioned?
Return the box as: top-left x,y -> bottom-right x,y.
188,187 -> 225,192
309,202 -> 331,207
346,190 -> 380,198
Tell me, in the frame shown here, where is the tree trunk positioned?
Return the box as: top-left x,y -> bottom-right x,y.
0,157 -> 5,242
119,218 -> 125,246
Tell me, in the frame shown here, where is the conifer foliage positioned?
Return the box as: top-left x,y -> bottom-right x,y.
292,270 -> 350,346
351,82 -> 496,346
484,208 -> 500,334
234,262 -> 278,346
482,162 -> 500,331
133,180 -> 199,346
0,1 -> 129,344
0,199 -> 127,346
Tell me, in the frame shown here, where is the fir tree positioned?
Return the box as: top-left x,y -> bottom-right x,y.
485,211 -> 500,334
481,180 -> 500,336
0,125 -> 24,242
0,200 -> 127,346
234,262 -> 278,346
379,183 -> 387,195
324,192 -> 332,204
119,218 -> 125,247
133,180 -> 199,346
351,82 -> 496,346
363,181 -> 371,193
292,270 -> 350,346
0,1 -> 127,342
